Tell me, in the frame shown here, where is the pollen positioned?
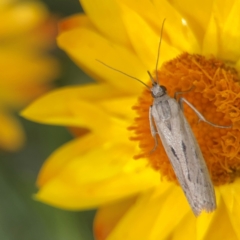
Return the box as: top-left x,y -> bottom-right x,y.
130,53 -> 240,186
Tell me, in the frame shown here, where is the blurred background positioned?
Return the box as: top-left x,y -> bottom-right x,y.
0,0 -> 95,239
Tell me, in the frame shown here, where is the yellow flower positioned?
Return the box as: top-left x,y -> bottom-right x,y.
22,0 -> 240,239
0,0 -> 59,151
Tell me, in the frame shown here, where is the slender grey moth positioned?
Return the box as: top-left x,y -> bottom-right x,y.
97,19 -> 231,216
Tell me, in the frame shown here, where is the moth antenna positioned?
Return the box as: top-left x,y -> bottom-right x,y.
147,71 -> 155,84
155,18 -> 166,84
96,59 -> 150,90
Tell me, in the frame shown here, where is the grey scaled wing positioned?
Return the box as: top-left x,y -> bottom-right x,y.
150,96 -> 216,216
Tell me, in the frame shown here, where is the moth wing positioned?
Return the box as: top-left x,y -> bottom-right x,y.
151,98 -> 216,216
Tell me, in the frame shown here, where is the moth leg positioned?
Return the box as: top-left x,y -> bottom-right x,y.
149,106 -> 158,153
174,86 -> 195,100
179,97 -> 232,129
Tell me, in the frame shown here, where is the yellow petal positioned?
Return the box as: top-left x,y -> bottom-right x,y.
22,97 -> 110,131
21,83 -> 138,138
57,17 -> 147,94
80,0 -> 129,45
210,0 -> 235,26
35,169 -> 157,210
171,211 -> 196,240
116,0 -> 162,31
37,134 -> 98,187
105,184 -> 193,240
153,0 -> 200,53
168,0 -> 214,42
202,14 -> 219,56
118,2 -> 180,70
219,179 -> 240,239
36,131 -> 159,209
37,133 -> 143,186
94,197 -> 137,240
98,96 -> 136,121
219,0 -> 240,61
21,84 -> 117,127
0,111 -> 25,151
196,189 -> 238,240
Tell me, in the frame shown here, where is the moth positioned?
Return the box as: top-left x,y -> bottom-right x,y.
97,20 -> 231,216
148,73 -> 224,216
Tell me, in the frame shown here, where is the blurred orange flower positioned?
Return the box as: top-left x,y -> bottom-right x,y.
0,0 -> 59,151
22,0 -> 240,239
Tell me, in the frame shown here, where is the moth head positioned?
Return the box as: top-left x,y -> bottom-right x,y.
151,83 -> 167,98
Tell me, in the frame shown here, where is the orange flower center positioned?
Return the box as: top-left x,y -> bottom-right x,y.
130,53 -> 240,186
